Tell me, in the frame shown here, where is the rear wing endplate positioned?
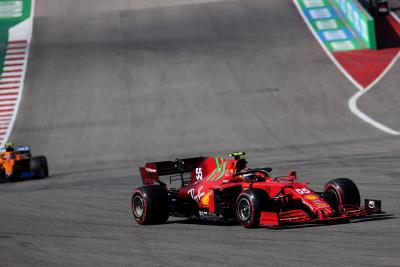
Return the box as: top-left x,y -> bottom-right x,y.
139,157 -> 205,185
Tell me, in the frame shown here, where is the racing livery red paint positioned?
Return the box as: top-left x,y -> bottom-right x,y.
131,152 -> 382,228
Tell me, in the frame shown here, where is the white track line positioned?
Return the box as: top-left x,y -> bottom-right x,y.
293,0 -> 400,135
348,12 -> 400,136
391,11 -> 400,23
0,0 -> 35,146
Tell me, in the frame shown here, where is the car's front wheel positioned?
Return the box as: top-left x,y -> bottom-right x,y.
324,178 -> 360,215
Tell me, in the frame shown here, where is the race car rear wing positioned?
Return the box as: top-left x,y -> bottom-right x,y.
139,157 -> 205,185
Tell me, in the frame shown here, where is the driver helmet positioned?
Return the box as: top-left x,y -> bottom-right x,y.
4,142 -> 15,152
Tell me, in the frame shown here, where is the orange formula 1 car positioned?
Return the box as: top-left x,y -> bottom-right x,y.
0,143 -> 49,182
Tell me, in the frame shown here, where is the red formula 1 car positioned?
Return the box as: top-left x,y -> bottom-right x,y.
131,152 -> 382,228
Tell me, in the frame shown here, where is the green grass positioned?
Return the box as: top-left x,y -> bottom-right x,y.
0,0 -> 31,74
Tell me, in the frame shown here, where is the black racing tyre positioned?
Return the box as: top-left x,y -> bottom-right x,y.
236,189 -> 268,228
323,178 -> 360,215
131,185 -> 170,225
31,156 -> 49,178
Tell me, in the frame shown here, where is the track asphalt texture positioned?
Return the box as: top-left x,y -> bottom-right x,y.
1,0 -> 399,266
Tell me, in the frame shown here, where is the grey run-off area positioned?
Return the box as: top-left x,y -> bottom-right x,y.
1,0 -> 400,266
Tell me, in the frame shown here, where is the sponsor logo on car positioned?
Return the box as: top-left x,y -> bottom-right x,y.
145,168 -> 157,173
368,200 -> 376,209
305,194 -> 318,200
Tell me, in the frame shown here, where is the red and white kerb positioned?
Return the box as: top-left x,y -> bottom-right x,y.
0,40 -> 28,145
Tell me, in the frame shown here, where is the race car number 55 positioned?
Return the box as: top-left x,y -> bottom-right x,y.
196,168 -> 203,180
295,188 -> 311,194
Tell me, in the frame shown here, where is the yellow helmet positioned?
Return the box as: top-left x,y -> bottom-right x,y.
4,142 -> 15,152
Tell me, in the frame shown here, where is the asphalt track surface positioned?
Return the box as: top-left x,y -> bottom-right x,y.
1,0 -> 400,266
358,11 -> 400,130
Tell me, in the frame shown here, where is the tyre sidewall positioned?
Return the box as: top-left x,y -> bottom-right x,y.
132,189 -> 149,224
31,156 -> 48,178
324,178 -> 360,214
38,156 -> 49,177
236,190 -> 264,228
131,185 -> 169,225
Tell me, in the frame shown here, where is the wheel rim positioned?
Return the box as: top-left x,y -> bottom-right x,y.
238,198 -> 251,222
133,195 -> 144,218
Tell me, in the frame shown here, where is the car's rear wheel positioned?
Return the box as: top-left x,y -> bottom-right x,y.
324,178 -> 360,215
131,185 -> 170,225
31,156 -> 49,178
132,194 -> 145,219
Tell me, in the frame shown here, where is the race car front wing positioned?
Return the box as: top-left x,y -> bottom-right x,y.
259,199 -> 382,226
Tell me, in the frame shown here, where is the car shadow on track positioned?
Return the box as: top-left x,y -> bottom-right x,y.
0,177 -> 47,184
166,213 -> 396,229
167,218 -> 236,227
